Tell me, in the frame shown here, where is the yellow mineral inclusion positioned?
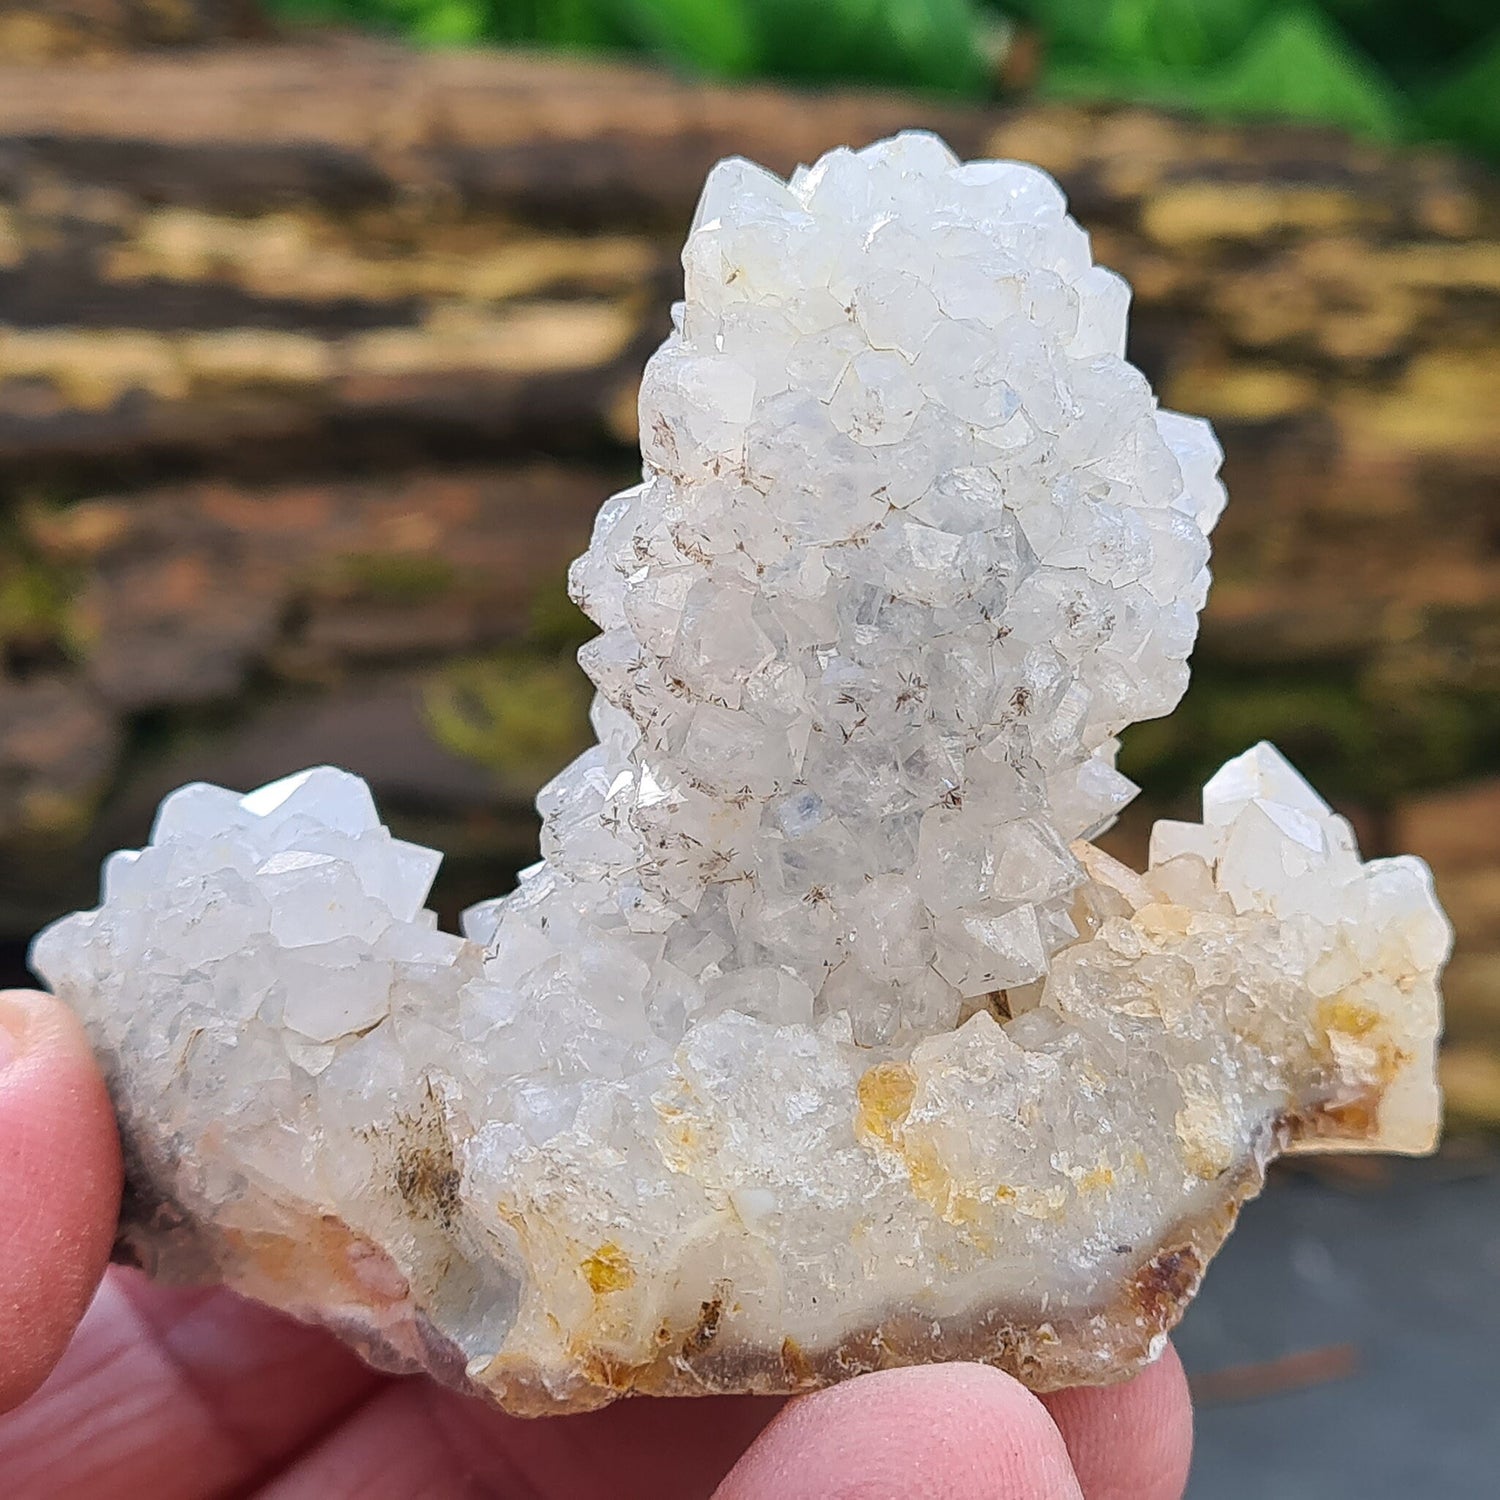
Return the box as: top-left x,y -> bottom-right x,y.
581,1243 -> 635,1295
855,1062 -> 917,1146
1318,997 -> 1382,1038
1076,1163 -> 1116,1193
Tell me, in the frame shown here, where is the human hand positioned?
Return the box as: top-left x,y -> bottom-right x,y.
0,989 -> 1193,1498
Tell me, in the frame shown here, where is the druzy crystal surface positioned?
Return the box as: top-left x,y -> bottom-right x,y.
34,134 -> 1448,1414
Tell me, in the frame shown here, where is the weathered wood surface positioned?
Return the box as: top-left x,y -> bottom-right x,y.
0,1 -> 265,62
0,42 -> 1496,1024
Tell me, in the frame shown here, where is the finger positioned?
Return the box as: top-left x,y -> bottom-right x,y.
262,1378 -> 783,1500
1039,1345 -> 1193,1500
713,1363 -> 1084,1500
252,1383 -> 474,1500
0,1267 -> 383,1499
430,1381 -> 781,1500
0,990 -> 121,1413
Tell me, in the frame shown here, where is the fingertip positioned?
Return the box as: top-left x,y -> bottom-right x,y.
1,989 -> 101,1076
1039,1344 -> 1193,1500
713,1362 -> 1082,1500
0,990 -> 122,1414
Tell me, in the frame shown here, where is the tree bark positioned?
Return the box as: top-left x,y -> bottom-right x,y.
0,0 -> 266,61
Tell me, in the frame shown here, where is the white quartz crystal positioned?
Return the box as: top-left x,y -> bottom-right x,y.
33,135 -> 1446,1413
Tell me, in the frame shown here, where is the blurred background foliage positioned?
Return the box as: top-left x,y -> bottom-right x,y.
265,0 -> 1500,162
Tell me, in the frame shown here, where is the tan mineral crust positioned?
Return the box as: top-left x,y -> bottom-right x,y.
33,134 -> 1449,1415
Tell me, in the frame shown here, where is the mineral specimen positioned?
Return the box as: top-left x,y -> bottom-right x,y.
33,133 -> 1449,1415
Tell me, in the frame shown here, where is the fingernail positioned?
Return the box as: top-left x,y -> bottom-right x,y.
0,1016 -> 19,1074
0,993 -> 35,1074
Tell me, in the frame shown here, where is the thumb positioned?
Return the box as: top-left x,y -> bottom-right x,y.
0,990 -> 121,1413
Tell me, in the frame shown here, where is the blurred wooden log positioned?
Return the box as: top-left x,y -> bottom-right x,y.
0,43 -> 1497,1000
1395,783 -> 1500,1046
0,1 -> 266,61
0,463 -> 610,934
0,41 -> 971,487
29,465 -> 611,709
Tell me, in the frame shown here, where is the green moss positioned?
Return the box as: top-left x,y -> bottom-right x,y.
423,651 -> 592,784
526,575 -> 596,654
0,513 -> 82,662
418,566 -> 600,787
1120,663 -> 1500,810
0,566 -> 65,642
18,786 -> 101,840
330,551 -> 459,604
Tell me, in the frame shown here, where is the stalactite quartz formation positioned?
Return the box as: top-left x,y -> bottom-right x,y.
34,134 -> 1449,1415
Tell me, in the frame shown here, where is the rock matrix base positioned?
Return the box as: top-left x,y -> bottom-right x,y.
34,134 -> 1449,1415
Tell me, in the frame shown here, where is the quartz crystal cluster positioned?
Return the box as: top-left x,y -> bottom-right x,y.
34,134 -> 1449,1414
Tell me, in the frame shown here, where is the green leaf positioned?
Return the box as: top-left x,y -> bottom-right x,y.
1321,0 -> 1499,82
266,0 -> 493,45
742,0 -> 866,80
876,0 -> 992,91
405,0 -> 491,45
1036,4 -> 1411,148
1038,60 -> 1197,108
1203,5 -> 1408,140
1421,31 -> 1500,161
615,0 -> 759,75
753,0 -> 990,95
1005,0 -> 1272,72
